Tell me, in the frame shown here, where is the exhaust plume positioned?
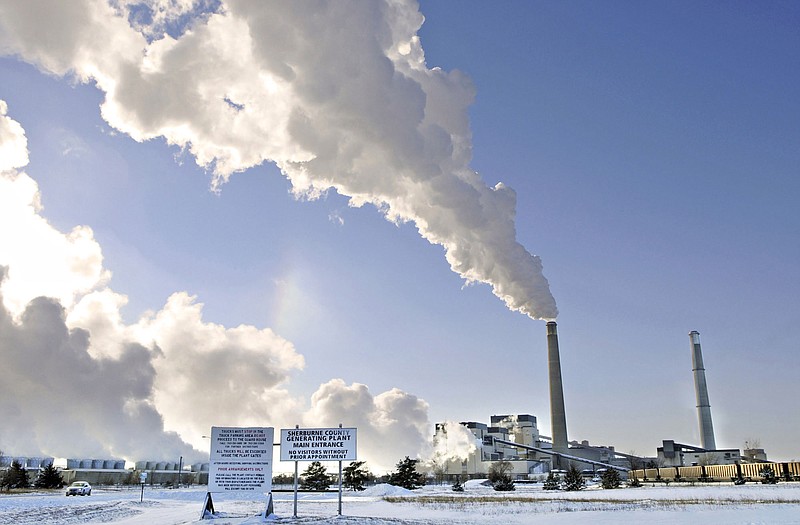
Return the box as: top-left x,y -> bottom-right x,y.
0,0 -> 558,320
429,421 -> 479,464
0,101 -> 431,466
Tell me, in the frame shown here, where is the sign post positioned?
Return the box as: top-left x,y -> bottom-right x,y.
280,426 -> 357,517
338,453 -> 343,514
139,472 -> 147,503
204,426 -> 274,519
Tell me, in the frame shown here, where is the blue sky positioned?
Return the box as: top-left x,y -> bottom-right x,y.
0,0 -> 798,468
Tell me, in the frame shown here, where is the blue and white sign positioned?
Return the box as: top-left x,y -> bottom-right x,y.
280,427 -> 357,462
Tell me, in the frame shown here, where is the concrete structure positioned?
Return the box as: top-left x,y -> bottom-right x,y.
432,414 -> 634,480
433,415 -> 550,480
0,456 -> 54,468
743,447 -> 768,462
657,440 -> 741,467
0,455 -> 207,486
546,322 -> 569,464
690,331 -> 717,451
568,440 -> 630,469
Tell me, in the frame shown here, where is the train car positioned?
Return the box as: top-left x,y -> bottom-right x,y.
630,461 -> 800,483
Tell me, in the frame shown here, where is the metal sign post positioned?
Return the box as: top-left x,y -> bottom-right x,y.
139,472 -> 147,503
338,459 -> 343,516
338,423 -> 343,516
280,425 -> 357,518
293,424 -> 299,518
293,460 -> 299,517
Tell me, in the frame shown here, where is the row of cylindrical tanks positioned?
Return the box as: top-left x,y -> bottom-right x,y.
66,459 -> 126,469
630,461 -> 800,482
0,456 -> 55,468
0,457 -> 210,472
134,461 -> 209,472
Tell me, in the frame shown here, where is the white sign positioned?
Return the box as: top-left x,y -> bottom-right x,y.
208,426 -> 273,493
280,427 -> 357,462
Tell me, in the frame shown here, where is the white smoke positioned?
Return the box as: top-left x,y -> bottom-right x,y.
302,379 -> 431,473
0,101 -> 431,467
0,279 -> 192,461
429,421 -> 479,464
0,0 -> 557,320
494,415 -> 521,437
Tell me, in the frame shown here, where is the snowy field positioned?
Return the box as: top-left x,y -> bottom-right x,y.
1,480 -> 800,525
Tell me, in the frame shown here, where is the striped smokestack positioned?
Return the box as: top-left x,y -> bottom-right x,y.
690,330 -> 716,450
546,321 -> 569,463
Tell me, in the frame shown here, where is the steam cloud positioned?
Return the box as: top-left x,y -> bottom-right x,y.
0,0 -> 557,320
429,421 -> 479,466
0,102 -> 428,472
1,0 -> 558,471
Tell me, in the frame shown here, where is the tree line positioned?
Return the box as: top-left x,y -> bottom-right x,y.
284,456 -> 426,492
0,460 -> 65,490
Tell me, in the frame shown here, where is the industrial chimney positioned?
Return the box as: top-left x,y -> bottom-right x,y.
689,330 -> 716,450
546,322 -> 569,463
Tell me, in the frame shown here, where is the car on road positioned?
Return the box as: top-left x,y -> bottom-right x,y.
66,481 -> 92,496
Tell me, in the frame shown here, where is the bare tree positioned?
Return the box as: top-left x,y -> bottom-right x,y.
698,453 -> 720,466
426,452 -> 448,485
626,451 -> 643,471
744,438 -> 761,450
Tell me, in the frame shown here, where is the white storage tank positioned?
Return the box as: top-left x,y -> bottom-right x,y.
115,460 -> 126,469
81,459 -> 93,469
67,459 -> 81,469
92,459 -> 104,469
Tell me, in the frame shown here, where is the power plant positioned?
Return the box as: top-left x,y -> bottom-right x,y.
3,324 -> 787,484
431,323 -> 785,481
690,330 -> 717,450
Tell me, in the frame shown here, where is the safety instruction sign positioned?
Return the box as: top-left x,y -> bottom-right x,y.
208,426 -> 273,493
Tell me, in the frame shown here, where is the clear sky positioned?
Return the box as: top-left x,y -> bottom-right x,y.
0,0 -> 798,471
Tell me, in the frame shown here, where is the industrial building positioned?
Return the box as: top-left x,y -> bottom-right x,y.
0,455 -> 208,485
651,332 -> 760,468
1,327 -> 777,487
433,415 -> 547,479
433,414 -> 632,480
656,440 -> 742,467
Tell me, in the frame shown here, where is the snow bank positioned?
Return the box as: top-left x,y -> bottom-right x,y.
359,483 -> 415,497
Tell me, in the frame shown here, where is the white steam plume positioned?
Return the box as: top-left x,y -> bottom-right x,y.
0,101 -> 434,465
0,279 -> 193,461
0,0 -> 558,320
302,379 -> 432,474
429,421 -> 479,465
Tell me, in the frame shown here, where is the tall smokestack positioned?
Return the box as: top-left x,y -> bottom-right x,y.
690,331 -> 716,450
546,321 -> 569,462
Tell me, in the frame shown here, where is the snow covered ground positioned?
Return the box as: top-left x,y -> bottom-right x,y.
1,480 -> 799,524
